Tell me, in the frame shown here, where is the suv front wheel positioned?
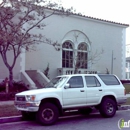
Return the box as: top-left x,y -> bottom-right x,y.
37,103 -> 59,125
99,97 -> 116,118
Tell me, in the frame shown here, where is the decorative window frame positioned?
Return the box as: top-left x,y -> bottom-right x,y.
62,41 -> 74,68
61,30 -> 91,69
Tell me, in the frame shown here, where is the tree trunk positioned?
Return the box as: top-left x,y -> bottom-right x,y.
74,60 -> 79,74
9,67 -> 13,89
74,67 -> 78,74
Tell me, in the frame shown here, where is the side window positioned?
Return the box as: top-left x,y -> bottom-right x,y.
98,75 -> 120,85
67,76 -> 84,88
85,76 -> 101,87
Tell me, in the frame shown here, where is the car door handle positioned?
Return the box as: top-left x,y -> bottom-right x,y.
99,89 -> 102,91
80,90 -> 85,92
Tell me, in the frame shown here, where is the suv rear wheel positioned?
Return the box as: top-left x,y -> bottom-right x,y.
99,98 -> 116,118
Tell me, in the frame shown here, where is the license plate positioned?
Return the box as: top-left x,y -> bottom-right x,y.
17,104 -> 26,109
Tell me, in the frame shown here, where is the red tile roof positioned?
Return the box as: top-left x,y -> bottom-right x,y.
46,7 -> 129,27
73,13 -> 129,27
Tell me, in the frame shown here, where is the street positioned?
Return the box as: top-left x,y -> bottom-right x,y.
0,110 -> 130,130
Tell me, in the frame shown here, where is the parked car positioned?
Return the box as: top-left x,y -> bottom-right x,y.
14,74 -> 127,125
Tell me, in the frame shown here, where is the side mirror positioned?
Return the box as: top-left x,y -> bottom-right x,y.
64,83 -> 70,89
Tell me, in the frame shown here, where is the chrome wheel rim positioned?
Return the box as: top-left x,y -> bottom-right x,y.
106,103 -> 114,114
42,108 -> 54,121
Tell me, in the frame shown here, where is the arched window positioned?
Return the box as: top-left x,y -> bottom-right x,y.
77,43 -> 88,69
62,41 -> 73,68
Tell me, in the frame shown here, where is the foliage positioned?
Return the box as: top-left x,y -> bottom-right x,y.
0,80 -> 29,100
62,31 -> 104,74
73,49 -> 104,74
0,0 -> 73,88
124,97 -> 130,105
106,68 -> 110,74
0,80 -> 5,92
121,80 -> 130,84
123,84 -> 130,94
10,80 -> 29,92
44,63 -> 50,79
0,80 -> 29,92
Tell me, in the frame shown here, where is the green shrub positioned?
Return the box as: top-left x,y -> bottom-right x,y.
0,80 -> 5,92
10,80 -> 29,92
0,80 -> 29,101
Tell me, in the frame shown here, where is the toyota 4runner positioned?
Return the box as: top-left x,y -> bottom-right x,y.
14,74 -> 127,125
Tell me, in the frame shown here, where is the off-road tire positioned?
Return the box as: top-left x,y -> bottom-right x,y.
36,103 -> 59,125
99,98 -> 116,118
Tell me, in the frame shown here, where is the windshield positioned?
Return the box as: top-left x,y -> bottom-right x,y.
45,76 -> 68,88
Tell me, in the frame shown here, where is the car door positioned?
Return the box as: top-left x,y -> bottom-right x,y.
85,76 -> 103,105
62,76 -> 87,107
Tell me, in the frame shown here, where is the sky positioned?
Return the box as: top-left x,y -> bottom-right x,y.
52,0 -> 130,44
1,0 -> 130,43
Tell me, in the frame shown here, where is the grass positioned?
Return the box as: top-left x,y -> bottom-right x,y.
123,84 -> 130,105
0,104 -> 21,117
123,84 -> 130,94
124,97 -> 130,105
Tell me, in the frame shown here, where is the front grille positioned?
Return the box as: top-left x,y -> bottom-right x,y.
16,96 -> 26,101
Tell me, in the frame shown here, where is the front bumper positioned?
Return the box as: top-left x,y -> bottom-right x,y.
14,101 -> 41,112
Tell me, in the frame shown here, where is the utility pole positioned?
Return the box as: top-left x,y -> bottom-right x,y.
111,50 -> 113,74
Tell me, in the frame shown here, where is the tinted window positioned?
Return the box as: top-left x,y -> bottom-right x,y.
98,75 -> 120,85
45,77 -> 68,88
67,76 -> 84,88
85,76 -> 101,87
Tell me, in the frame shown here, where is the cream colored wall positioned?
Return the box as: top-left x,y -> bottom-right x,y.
25,13 -> 127,79
0,51 -> 22,81
88,21 -> 125,78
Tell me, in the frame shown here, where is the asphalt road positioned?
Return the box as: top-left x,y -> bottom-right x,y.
0,110 -> 130,130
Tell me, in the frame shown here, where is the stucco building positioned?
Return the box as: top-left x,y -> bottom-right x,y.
0,9 -> 129,88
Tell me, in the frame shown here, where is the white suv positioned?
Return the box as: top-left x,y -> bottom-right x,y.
14,74 -> 127,125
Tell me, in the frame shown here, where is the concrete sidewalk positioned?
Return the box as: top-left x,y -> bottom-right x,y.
0,100 -> 22,123
0,94 -> 130,124
0,100 -> 14,106
0,116 -> 22,124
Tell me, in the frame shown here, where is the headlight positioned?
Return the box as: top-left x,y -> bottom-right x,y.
26,95 -> 36,102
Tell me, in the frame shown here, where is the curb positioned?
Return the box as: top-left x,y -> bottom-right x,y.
0,105 -> 130,124
0,115 -> 22,124
118,105 -> 130,110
